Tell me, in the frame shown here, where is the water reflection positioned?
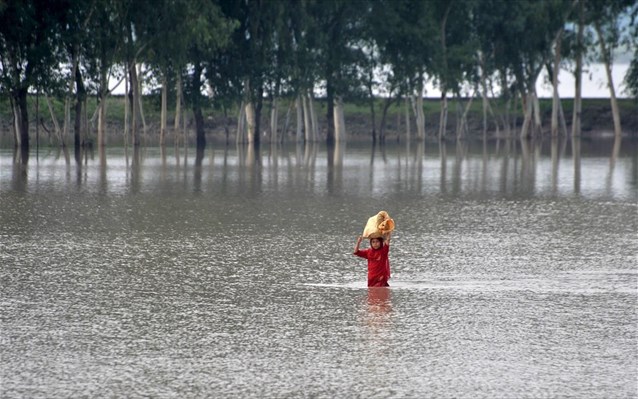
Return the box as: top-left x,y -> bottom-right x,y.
366,288 -> 392,322
2,138 -> 636,202
363,288 -> 393,352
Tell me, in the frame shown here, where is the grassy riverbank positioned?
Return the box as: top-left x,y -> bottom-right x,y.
0,94 -> 636,146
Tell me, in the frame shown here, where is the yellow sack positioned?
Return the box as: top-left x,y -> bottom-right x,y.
362,211 -> 395,238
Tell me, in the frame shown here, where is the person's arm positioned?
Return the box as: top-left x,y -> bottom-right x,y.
384,231 -> 392,247
353,235 -> 363,254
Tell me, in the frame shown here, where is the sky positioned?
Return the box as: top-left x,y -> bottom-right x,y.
535,63 -> 630,99
112,62 -> 631,100
422,63 -> 631,99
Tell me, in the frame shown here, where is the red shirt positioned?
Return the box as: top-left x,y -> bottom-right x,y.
354,244 -> 391,287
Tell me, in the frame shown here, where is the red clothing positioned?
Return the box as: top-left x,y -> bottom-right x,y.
354,244 -> 391,287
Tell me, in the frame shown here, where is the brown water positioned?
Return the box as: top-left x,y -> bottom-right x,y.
1,139 -> 637,398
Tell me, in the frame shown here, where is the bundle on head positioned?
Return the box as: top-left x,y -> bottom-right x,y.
362,210 -> 395,238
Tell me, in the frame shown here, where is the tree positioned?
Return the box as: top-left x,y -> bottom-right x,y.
369,0 -> 436,141
309,0 -> 370,144
0,0 -> 69,159
590,0 -> 636,137
625,49 -> 638,99
82,0 -> 125,148
429,0 -> 479,140
622,2 -> 638,99
59,0 -> 97,152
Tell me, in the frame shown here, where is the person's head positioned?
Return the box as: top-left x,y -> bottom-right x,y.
370,236 -> 383,250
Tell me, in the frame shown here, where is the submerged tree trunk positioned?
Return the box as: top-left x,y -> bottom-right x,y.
594,21 -> 622,137
333,96 -> 346,142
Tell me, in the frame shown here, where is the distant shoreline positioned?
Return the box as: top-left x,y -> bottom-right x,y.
0,96 -> 636,147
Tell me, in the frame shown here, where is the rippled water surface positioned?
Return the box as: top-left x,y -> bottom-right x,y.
1,140 -> 637,398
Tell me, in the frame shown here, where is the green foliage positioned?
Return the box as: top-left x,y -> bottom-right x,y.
0,0 -> 634,146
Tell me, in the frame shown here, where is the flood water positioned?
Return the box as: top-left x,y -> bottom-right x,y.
1,139 -> 637,398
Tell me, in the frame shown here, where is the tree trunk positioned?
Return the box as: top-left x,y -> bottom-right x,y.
458,94 -> 475,139
245,101 -> 256,145
62,61 -> 76,148
520,91 -> 532,139
308,94 -> 319,141
74,66 -> 86,148
44,94 -> 63,145
128,62 -> 140,146
160,73 -> 168,146
479,53 -> 494,137
302,94 -> 312,142
270,97 -> 278,142
295,96 -> 303,142
551,28 -> 563,137
379,97 -> 395,143
325,81 -> 335,145
438,3 -> 452,140
532,89 -> 542,135
481,83 -> 488,137
572,0 -> 584,137
438,91 -> 448,140
282,101 -> 292,143
136,64 -> 147,145
191,62 -> 206,149
97,93 -> 107,147
368,90 -> 377,143
174,75 -> 182,135
405,97 -> 411,141
415,92 -> 425,140
236,100 -> 246,145
254,88 -> 263,145
594,21 -> 622,137
333,96 -> 346,142
194,105 -> 205,148
12,88 -> 29,152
